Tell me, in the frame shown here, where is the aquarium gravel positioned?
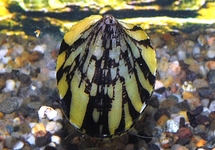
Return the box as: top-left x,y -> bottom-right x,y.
0,18 -> 215,150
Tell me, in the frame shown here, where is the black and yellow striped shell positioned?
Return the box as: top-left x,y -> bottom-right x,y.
56,15 -> 157,138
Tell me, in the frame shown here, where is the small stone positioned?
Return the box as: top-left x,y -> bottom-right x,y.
35,132 -> 52,147
31,123 -> 46,137
193,125 -> 206,135
167,61 -> 181,76
182,91 -> 195,100
166,119 -> 179,133
188,61 -> 200,74
154,80 -> 164,90
6,124 -> 14,134
192,46 -> 201,57
201,99 -> 210,107
209,100 -> 215,112
196,115 -> 211,126
27,101 -> 42,110
197,87 -> 212,98
46,121 -> 62,134
156,115 -> 169,127
2,56 -> 12,64
207,70 -> 215,87
186,71 -> 197,82
175,137 -> 191,146
38,106 -> 58,120
206,60 -> 215,70
171,144 -> 189,150
159,98 -> 177,110
0,97 -> 19,114
51,135 -> 61,144
13,117 -> 21,126
151,125 -> 163,137
44,145 -> 57,150
182,81 -> 196,92
53,108 -> 63,121
197,35 -> 207,46
19,123 -> 31,134
147,143 -> 160,150
0,48 -> 8,59
184,40 -> 195,53
18,73 -> 31,85
29,51 -> 44,63
187,112 -> 197,128
209,120 -> 215,131
209,111 -> 215,120
26,134 -> 36,145
0,112 -> 4,119
4,79 -> 16,92
206,138 -> 215,148
177,50 -> 187,60
48,70 -> 56,79
207,49 -> 215,59
13,140 -> 24,150
176,127 -> 193,139
160,132 -> 178,148
196,139 -> 207,148
33,44 -> 46,53
178,111 -> 189,122
4,136 -> 17,149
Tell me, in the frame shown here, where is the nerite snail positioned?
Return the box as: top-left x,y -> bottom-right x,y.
56,14 -> 157,138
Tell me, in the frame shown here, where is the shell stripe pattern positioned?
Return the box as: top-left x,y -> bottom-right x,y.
56,15 -> 157,138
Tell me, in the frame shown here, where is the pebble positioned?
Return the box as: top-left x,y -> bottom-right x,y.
26,133 -> 36,145
209,100 -> 215,112
18,73 -> 31,84
51,135 -> 61,144
166,119 -> 179,133
156,115 -> 169,127
176,127 -> 193,139
147,143 -> 160,150
4,79 -> 16,92
171,144 -> 189,150
35,132 -> 52,147
207,49 -> 215,59
45,121 -> 62,134
0,97 -> 19,114
13,117 -> 21,126
27,101 -> 42,110
200,99 -> 209,108
209,111 -> 215,120
53,108 -> 63,121
177,49 -> 187,60
13,140 -> 24,150
159,132 -> 178,148
192,46 -> 201,57
196,139 -> 207,148
38,106 -> 58,120
197,35 -> 207,46
207,70 -> 215,86
196,115 -> 211,126
0,48 -> 8,59
159,98 -> 177,109
33,44 -> 46,53
29,51 -> 44,63
205,60 -> 215,70
31,123 -> 47,137
193,79 -> 208,89
182,81 -> 196,92
197,87 -> 212,98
